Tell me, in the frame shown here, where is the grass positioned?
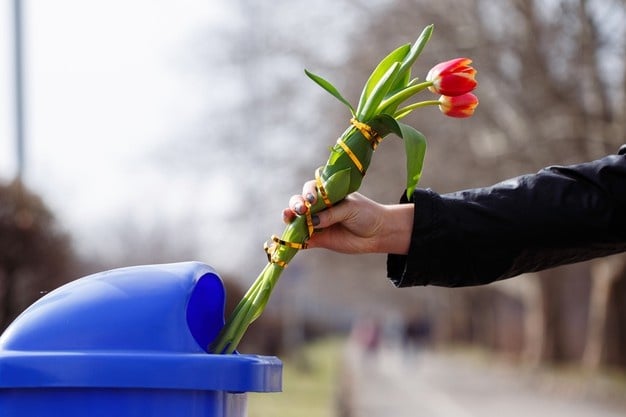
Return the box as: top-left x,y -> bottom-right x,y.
248,337 -> 345,417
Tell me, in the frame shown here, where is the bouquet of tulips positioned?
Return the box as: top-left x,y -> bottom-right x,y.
209,25 -> 478,354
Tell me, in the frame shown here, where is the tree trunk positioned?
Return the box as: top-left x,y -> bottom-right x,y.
583,254 -> 626,369
584,254 -> 626,370
605,266 -> 626,368
536,262 -> 592,364
0,265 -> 16,331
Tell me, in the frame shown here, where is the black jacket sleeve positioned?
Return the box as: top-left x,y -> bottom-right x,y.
387,145 -> 626,287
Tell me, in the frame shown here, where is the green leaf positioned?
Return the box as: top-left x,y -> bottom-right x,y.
368,113 -> 402,137
377,81 -> 431,115
357,62 -> 401,121
411,24 -> 434,58
356,44 -> 410,116
324,167 -> 352,203
305,69 -> 355,115
390,25 -> 434,93
398,122 -> 427,200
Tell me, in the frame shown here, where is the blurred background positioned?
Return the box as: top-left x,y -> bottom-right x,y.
1,0 -> 625,416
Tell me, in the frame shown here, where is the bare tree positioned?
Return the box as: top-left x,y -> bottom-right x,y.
305,0 -> 626,369
0,180 -> 75,330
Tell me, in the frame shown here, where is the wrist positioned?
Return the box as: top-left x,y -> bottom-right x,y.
378,203 -> 414,254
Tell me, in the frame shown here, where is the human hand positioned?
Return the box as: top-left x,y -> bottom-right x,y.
283,181 -> 413,255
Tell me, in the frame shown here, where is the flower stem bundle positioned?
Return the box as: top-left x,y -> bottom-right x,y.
209,25 -> 478,354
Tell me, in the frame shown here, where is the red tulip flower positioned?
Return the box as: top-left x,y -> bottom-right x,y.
438,93 -> 479,118
426,58 -> 477,96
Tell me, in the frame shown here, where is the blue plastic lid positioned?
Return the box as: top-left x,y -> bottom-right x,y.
0,262 -> 281,392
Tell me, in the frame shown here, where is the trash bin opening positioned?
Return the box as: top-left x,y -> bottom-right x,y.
186,272 -> 226,352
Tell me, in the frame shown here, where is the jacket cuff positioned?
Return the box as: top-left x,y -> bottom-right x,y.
387,189 -> 441,287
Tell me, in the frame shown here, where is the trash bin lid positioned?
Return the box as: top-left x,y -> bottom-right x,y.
0,262 -> 281,393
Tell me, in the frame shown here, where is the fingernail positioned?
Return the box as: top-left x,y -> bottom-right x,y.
294,202 -> 304,214
312,215 -> 320,226
306,193 -> 316,204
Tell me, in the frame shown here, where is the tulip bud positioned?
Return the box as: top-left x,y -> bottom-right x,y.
426,58 -> 477,96
438,93 -> 479,118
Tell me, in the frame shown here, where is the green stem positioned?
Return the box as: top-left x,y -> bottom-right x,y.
394,99 -> 440,119
209,128 -> 372,354
208,25 -> 442,355
377,81 -> 433,115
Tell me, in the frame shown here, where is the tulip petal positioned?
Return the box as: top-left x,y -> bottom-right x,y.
439,93 -> 479,118
426,57 -> 477,96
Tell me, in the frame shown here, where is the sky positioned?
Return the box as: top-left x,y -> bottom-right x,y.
1,1 -> 248,264
0,0 -> 364,282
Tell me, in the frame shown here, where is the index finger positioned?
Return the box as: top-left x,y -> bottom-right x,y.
302,180 -> 317,205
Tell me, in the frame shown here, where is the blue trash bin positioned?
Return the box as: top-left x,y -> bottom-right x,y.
0,262 -> 282,417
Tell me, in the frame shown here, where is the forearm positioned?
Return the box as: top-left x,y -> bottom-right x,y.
388,146 -> 626,287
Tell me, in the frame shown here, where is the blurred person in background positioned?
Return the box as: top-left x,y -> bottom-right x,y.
283,145 -> 626,287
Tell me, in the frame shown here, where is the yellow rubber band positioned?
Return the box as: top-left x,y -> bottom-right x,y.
272,235 -> 306,250
315,167 -> 333,208
263,240 -> 274,258
350,118 -> 382,150
304,201 -> 314,237
264,233 -> 310,268
263,240 -> 288,268
336,138 -> 365,175
272,259 -> 288,268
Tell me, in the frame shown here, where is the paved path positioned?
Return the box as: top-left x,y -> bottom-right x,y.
342,345 -> 626,417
